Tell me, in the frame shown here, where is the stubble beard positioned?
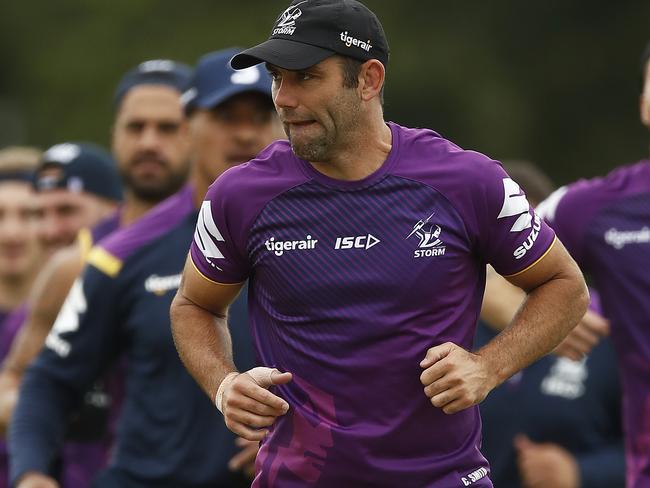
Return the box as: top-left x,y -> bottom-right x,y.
288,124 -> 334,163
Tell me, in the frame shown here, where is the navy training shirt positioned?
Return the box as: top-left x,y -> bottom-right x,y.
9,186 -> 255,487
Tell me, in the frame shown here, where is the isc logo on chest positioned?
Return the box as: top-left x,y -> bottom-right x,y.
334,234 -> 380,251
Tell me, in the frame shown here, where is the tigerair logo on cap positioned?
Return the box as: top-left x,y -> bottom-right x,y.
273,0 -> 307,36
339,31 -> 373,52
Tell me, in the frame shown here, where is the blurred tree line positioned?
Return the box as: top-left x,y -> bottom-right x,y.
1,0 -> 648,184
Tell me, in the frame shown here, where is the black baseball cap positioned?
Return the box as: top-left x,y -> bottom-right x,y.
113,59 -> 192,109
34,142 -> 123,201
231,0 -> 389,71
182,48 -> 273,115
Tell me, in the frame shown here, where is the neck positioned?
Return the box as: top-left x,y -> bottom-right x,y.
191,164 -> 215,210
120,191 -> 161,226
0,273 -> 35,311
309,113 -> 392,181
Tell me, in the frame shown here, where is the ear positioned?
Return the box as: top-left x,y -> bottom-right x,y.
641,95 -> 649,128
109,123 -> 117,151
359,59 -> 385,102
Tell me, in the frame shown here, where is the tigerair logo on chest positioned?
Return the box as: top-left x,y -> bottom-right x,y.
265,235 -> 318,256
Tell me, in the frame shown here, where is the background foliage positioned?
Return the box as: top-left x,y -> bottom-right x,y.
1,0 -> 649,184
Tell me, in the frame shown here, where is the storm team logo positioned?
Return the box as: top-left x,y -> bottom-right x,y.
273,0 -> 307,36
406,212 -> 446,258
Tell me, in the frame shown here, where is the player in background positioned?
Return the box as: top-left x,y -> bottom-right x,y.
482,41 -> 650,488
170,1 -> 588,486
0,147 -> 43,321
1,60 -> 192,488
10,48 -> 280,488
0,147 -> 43,488
0,143 -> 121,488
477,161 -> 624,488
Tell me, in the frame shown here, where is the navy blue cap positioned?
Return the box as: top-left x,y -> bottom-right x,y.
182,48 -> 273,114
113,59 -> 192,109
231,0 -> 389,71
34,142 -> 123,201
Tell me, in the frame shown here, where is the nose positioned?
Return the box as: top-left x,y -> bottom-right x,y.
39,213 -> 62,247
138,125 -> 162,152
0,214 -> 25,243
232,122 -> 258,146
273,78 -> 299,110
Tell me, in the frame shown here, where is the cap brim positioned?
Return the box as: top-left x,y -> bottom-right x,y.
230,38 -> 335,71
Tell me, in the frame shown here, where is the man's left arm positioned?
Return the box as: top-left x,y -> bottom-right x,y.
422,239 -> 588,413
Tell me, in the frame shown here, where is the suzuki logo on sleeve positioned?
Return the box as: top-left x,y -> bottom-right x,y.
498,178 -> 532,232
334,234 -> 380,251
194,201 -> 226,270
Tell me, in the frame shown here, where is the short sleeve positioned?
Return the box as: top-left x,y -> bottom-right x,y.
190,177 -> 251,284
36,264 -> 121,390
470,159 -> 556,276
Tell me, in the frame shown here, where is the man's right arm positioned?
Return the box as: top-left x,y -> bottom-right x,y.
170,257 -> 291,442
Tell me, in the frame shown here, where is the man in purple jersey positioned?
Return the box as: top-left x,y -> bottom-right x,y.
524,42 -> 650,488
170,1 -> 588,486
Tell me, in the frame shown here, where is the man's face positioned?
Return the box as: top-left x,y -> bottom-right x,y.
189,92 -> 280,182
36,188 -> 109,253
641,60 -> 650,130
0,181 -> 41,280
267,56 -> 362,162
112,85 -> 191,202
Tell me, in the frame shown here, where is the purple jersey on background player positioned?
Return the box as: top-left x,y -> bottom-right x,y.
190,122 -> 556,487
0,306 -> 27,488
537,160 -> 650,488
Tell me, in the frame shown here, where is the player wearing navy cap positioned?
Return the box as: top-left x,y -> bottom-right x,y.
171,1 -> 589,486
10,49 -> 280,488
33,142 -> 122,255
0,147 -> 43,488
3,59 -> 193,488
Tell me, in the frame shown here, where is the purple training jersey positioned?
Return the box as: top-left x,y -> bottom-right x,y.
537,160 -> 650,488
190,122 -> 555,487
0,305 -> 28,488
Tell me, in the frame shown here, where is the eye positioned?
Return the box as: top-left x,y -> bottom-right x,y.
158,122 -> 180,134
125,121 -> 145,133
298,71 -> 313,81
267,70 -> 281,82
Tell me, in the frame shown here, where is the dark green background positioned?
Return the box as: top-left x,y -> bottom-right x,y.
1,0 -> 649,185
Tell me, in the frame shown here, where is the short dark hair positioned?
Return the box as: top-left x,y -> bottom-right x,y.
339,56 -> 385,105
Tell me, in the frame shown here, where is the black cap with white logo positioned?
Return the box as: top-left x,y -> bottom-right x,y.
231,0 -> 389,71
